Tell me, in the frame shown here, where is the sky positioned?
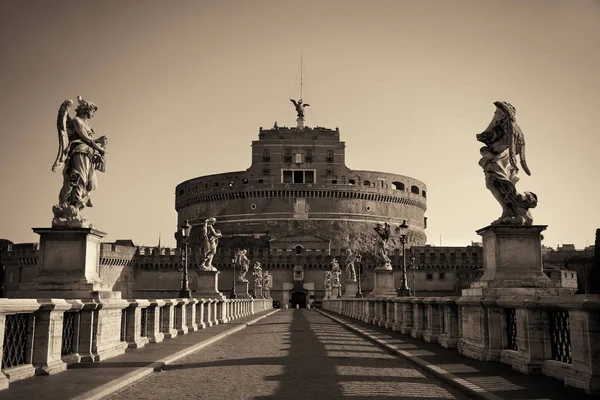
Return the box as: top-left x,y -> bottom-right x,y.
0,0 -> 598,249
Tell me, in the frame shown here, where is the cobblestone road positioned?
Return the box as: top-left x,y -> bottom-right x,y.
108,310 -> 471,400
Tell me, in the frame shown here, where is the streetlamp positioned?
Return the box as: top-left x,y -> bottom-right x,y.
178,220 -> 192,298
355,253 -> 363,298
396,219 -> 411,296
231,253 -> 237,299
411,250 -> 417,297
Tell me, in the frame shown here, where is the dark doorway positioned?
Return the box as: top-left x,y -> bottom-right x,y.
290,291 -> 307,308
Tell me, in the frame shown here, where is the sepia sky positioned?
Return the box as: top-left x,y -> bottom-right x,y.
0,0 -> 598,249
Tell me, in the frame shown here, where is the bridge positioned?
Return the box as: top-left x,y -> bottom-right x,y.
0,297 -> 597,400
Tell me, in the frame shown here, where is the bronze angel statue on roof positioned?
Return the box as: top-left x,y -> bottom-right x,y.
290,98 -> 309,118
476,101 -> 537,225
51,95 -> 108,228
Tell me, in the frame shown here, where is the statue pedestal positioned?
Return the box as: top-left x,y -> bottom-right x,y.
331,285 -> 342,299
15,228 -> 121,299
296,117 -> 305,129
235,281 -> 251,298
196,270 -> 225,299
253,285 -> 264,299
462,225 -> 560,296
369,265 -> 396,298
263,288 -> 272,299
324,288 -> 332,300
344,281 -> 358,298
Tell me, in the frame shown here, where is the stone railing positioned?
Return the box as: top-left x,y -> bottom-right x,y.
0,297 -> 272,391
323,295 -> 600,395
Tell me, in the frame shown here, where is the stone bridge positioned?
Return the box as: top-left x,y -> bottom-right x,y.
0,295 -> 598,400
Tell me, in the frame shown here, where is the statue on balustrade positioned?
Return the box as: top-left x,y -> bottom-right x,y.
324,271 -> 332,290
51,95 -> 108,228
200,217 -> 222,271
373,222 -> 392,268
330,258 -> 341,286
253,262 -> 263,287
262,271 -> 271,288
477,101 -> 537,225
344,248 -> 360,282
234,249 -> 250,282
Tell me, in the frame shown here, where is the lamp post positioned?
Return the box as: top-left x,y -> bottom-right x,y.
355,253 -> 363,298
178,220 -> 192,298
231,254 -> 237,299
411,252 -> 416,297
396,219 -> 411,297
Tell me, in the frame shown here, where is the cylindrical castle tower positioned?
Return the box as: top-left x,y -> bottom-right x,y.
175,123 -> 427,253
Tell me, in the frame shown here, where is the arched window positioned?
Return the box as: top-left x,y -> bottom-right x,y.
349,179 -> 356,185
411,185 -> 419,194
392,182 -> 405,190
295,245 -> 303,255
422,190 -> 427,198
363,180 -> 371,186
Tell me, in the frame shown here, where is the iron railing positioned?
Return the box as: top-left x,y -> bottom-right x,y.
61,312 -> 76,356
140,308 -> 148,337
549,309 -> 571,364
505,308 -> 518,351
2,314 -> 29,369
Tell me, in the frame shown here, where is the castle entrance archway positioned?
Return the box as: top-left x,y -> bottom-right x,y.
290,291 -> 307,308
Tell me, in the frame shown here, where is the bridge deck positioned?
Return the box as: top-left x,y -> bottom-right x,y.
0,309 -> 592,400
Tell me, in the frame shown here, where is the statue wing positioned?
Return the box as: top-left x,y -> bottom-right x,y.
52,99 -> 73,172
304,103 -> 310,107
290,99 -> 298,107
507,121 -> 531,176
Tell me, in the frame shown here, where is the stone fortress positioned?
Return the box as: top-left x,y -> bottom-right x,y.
0,101 -> 577,305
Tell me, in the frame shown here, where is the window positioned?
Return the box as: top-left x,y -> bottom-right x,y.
332,179 -> 337,184
284,149 -> 292,162
426,273 -> 433,281
263,166 -> 270,175
281,169 -> 316,184
262,149 -> 270,162
327,150 -> 334,162
363,180 -> 371,186
411,185 -> 419,194
258,178 -> 264,184
295,245 -> 303,255
349,179 -> 356,185
393,182 -> 405,191
294,170 -> 304,183
422,190 -> 427,198
439,272 -> 445,280
305,170 -> 314,184
295,153 -> 302,163
214,182 -> 219,187
242,178 -> 248,184
305,150 -> 313,162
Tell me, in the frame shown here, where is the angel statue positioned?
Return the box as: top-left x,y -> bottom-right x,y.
51,95 -> 108,228
262,271 -> 271,288
477,101 -> 538,225
373,222 -> 392,268
330,258 -> 342,287
324,271 -> 332,290
344,248 -> 359,282
253,262 -> 263,287
200,218 -> 222,271
290,98 -> 310,118
234,249 -> 250,282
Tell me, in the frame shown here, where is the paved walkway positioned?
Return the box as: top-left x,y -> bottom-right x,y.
0,310 -> 278,400
317,309 -> 595,400
107,308 -> 471,400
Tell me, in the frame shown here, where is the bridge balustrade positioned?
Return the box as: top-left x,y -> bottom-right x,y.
322,295 -> 600,395
0,297 -> 272,392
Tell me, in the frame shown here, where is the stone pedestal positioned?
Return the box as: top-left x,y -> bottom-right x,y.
369,266 -> 396,298
15,228 -> 121,299
344,281 -> 357,298
463,225 -> 555,296
297,117 -> 305,128
254,285 -> 264,299
331,285 -> 342,299
263,288 -> 272,299
235,281 -> 251,298
195,270 -> 225,299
